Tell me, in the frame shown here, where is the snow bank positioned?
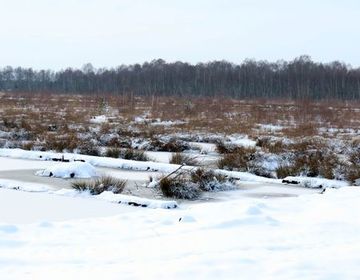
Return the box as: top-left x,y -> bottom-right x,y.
0,148 -> 178,173
0,179 -> 53,192
35,162 -> 98,178
96,191 -> 178,209
282,176 -> 349,188
219,169 -> 280,183
0,178 -> 177,210
51,189 -> 177,209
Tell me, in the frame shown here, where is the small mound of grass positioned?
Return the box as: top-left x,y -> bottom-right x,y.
170,153 -> 197,165
256,137 -> 286,154
150,138 -> 190,152
159,167 -> 236,199
72,176 -> 127,195
105,147 -> 121,158
215,141 -> 235,154
217,147 -> 256,171
159,176 -> 200,200
122,149 -> 149,161
105,148 -> 149,161
276,165 -> 294,179
276,151 -> 340,179
345,165 -> 360,185
78,143 -> 101,156
71,181 -> 89,192
190,168 -> 228,191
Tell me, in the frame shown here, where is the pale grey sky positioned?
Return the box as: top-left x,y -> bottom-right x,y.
0,0 -> 359,69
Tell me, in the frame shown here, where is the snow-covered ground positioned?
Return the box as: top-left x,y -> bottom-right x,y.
0,148 -> 350,189
0,149 -> 359,279
36,162 -> 98,178
1,187 -> 360,279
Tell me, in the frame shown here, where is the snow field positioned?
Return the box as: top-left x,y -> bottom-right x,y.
0,187 -> 360,279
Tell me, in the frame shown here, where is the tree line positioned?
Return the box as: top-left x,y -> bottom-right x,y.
0,55 -> 359,100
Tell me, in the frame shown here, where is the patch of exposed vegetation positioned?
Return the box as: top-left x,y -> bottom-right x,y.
1,94 -> 359,185
170,153 -> 197,165
217,146 -> 257,171
159,168 -> 237,199
72,176 -> 127,195
159,176 -> 200,200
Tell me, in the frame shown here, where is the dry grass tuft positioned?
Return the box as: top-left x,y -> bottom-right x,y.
190,168 -> 228,191
217,147 -> 256,171
105,147 -> 121,158
170,153 -> 197,165
72,176 -> 127,195
159,175 -> 200,200
276,151 -> 340,179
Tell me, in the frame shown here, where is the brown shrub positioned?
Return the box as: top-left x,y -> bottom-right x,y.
217,147 -> 256,171
121,149 -> 149,161
150,138 -> 189,152
279,151 -> 339,179
256,137 -> 286,154
44,133 -> 79,152
21,141 -> 34,151
276,165 -> 295,179
170,153 -> 197,165
190,168 -> 227,191
105,147 -> 121,158
159,175 -> 200,200
78,143 -> 101,156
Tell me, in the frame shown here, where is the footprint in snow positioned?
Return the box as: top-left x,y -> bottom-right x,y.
0,225 -> 18,234
178,216 -> 196,223
246,206 -> 263,216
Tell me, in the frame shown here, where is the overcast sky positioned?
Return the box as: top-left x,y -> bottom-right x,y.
0,0 -> 359,69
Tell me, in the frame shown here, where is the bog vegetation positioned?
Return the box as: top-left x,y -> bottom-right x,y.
72,176 -> 126,195
0,93 -> 359,187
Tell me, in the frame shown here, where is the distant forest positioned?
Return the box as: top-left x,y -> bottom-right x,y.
1,56 -> 360,100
